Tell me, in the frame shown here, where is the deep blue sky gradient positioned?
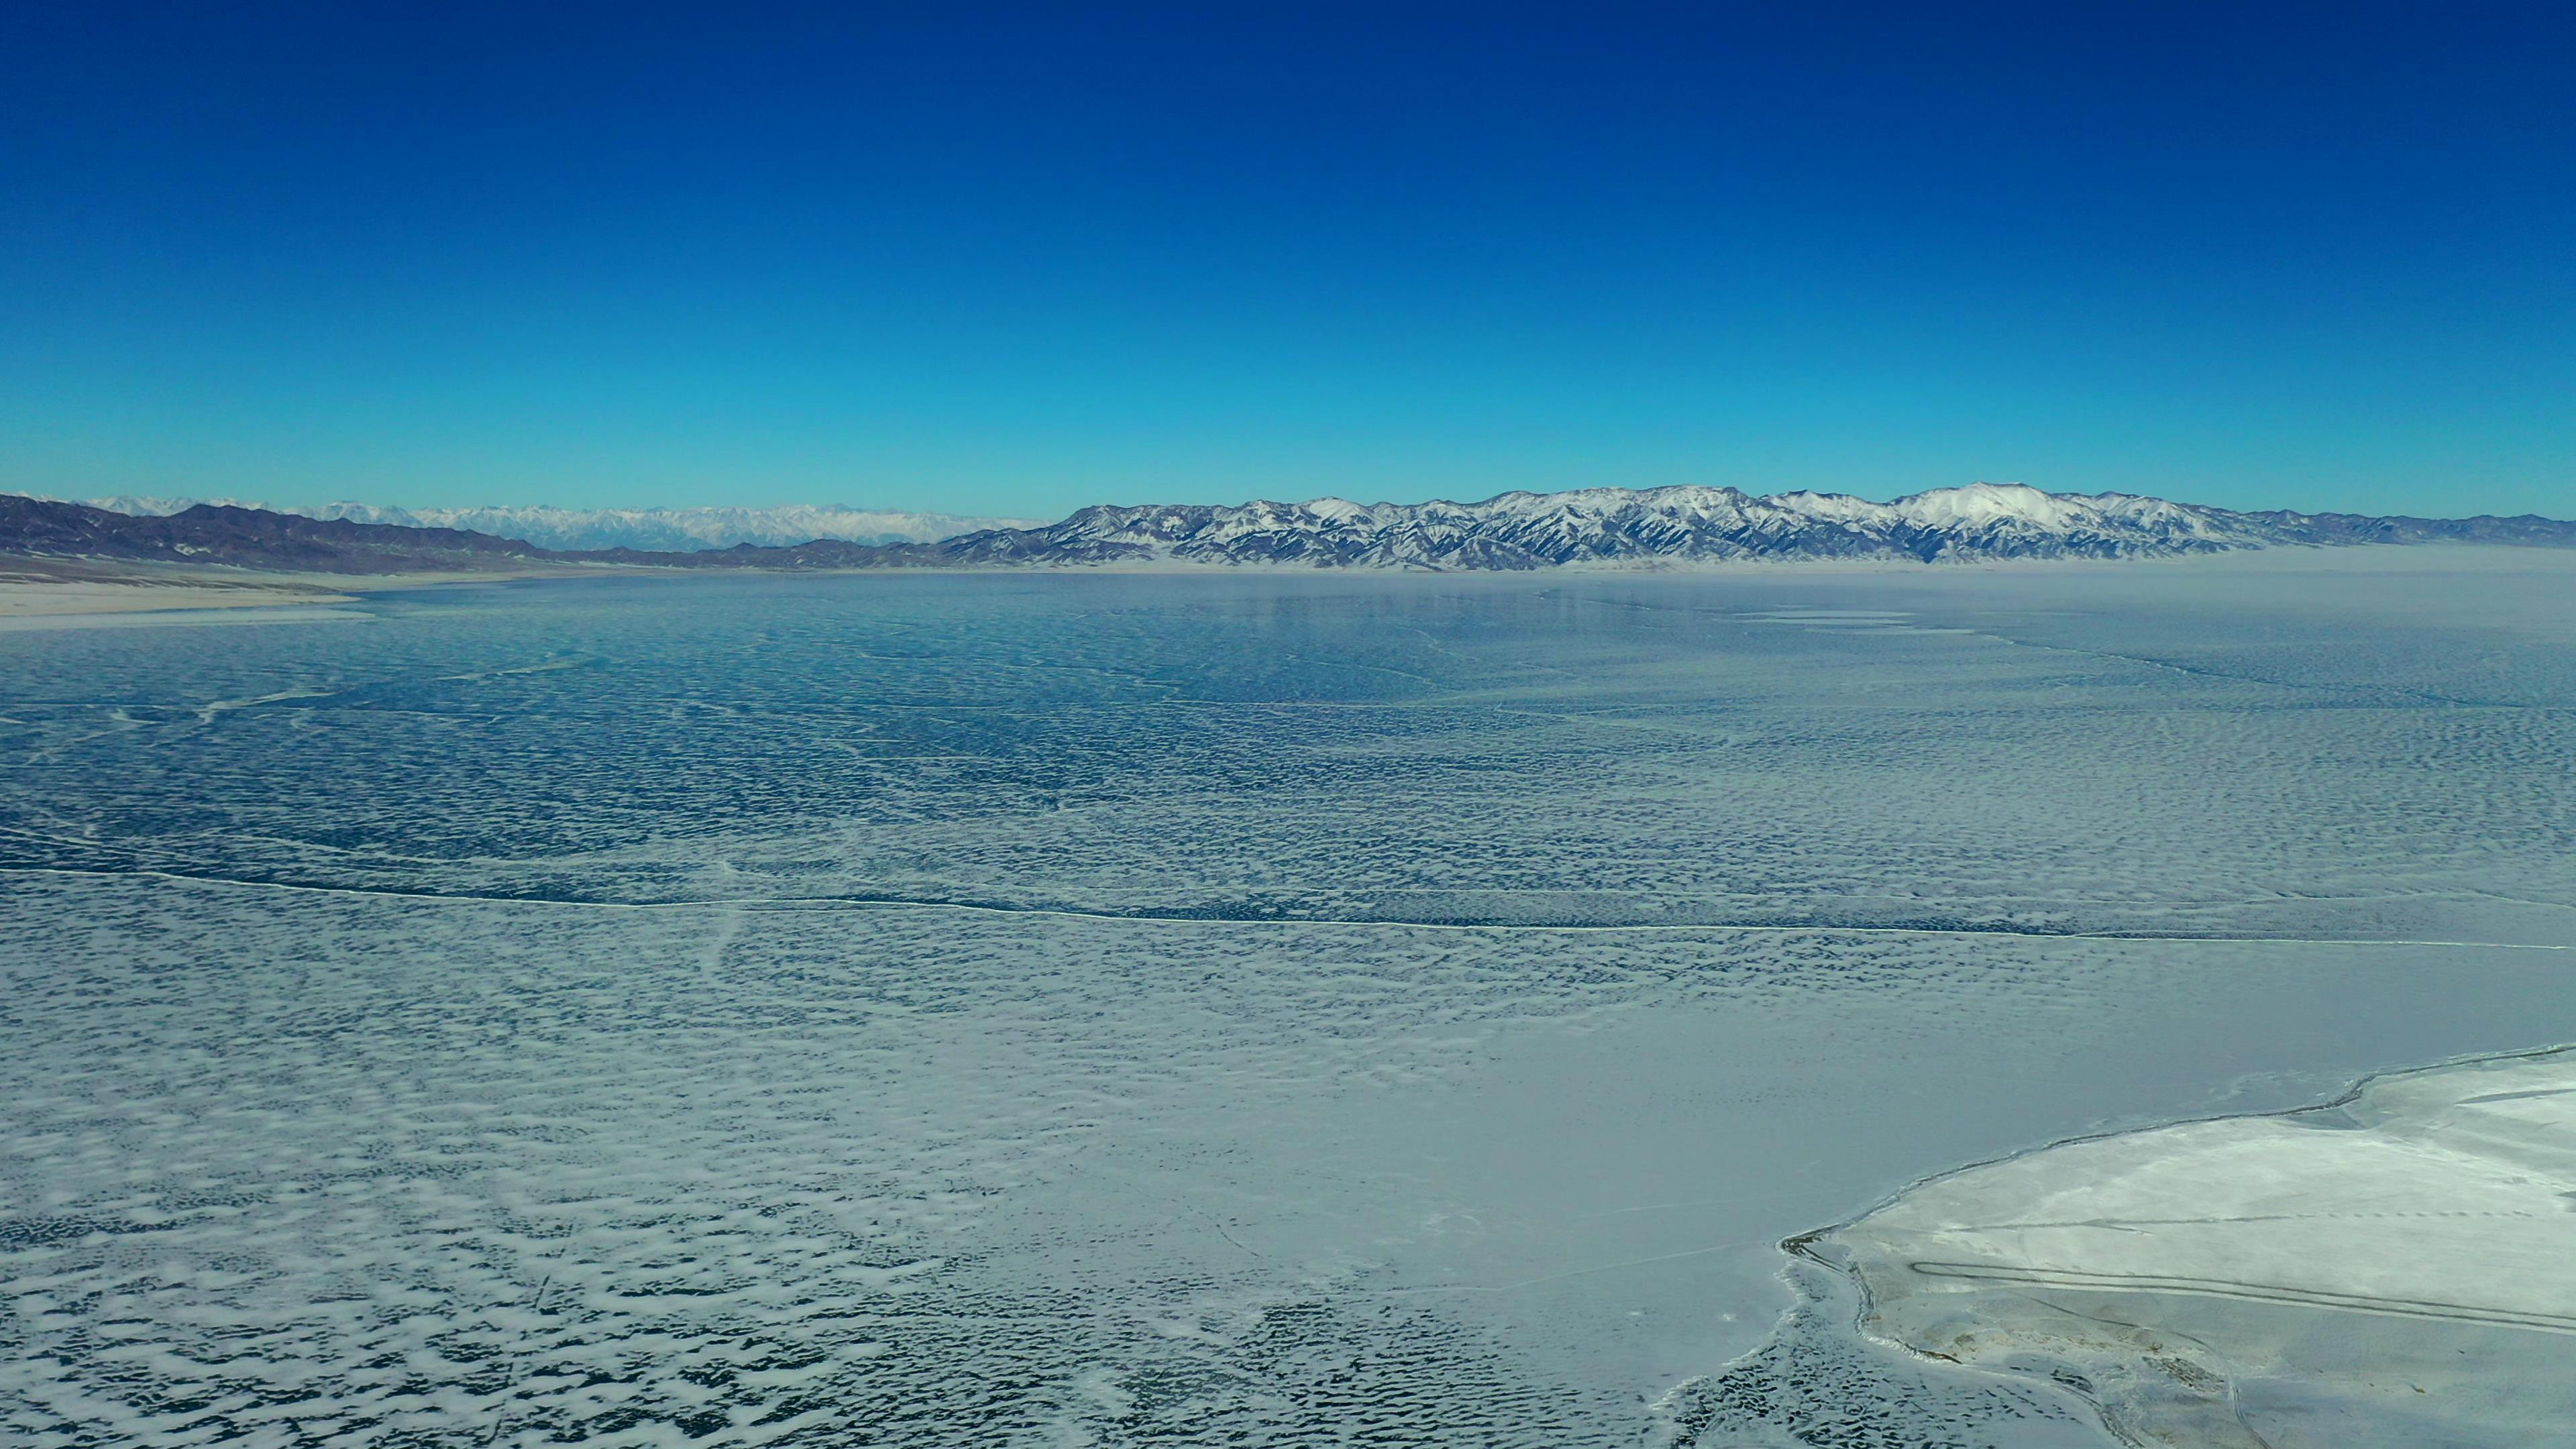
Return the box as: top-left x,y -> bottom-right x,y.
4,3 -> 2570,518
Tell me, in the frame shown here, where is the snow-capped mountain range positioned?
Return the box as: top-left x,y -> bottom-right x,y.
7,484 -> 2569,574
915,484 -> 2253,567
878,483 -> 2575,568
67,497 -> 1040,550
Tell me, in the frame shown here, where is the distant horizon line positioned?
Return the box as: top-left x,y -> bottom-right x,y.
23,481 -> 2576,525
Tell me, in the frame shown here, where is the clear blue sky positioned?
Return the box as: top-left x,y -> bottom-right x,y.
4,3 -> 2570,519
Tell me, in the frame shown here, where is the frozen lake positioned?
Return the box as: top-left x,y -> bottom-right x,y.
3,549 -> 2572,1446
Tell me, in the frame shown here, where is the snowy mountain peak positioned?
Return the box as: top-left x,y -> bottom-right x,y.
1892,482 -> 2064,523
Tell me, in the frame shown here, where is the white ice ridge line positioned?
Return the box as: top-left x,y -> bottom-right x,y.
1902,1261 -> 2576,1335
5,865 -> 2575,952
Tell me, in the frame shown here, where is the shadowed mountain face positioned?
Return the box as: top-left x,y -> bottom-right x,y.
0,496 -> 554,574
5,486 -> 2573,574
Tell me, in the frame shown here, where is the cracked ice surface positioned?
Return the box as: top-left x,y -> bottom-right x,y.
2,550 -> 2573,1446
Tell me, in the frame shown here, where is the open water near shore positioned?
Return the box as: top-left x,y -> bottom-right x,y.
3,550 -> 2572,1446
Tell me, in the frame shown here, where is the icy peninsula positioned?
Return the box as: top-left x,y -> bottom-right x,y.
1,545 -> 2571,1447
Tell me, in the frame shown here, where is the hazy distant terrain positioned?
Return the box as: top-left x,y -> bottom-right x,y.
64,496 -> 1041,550
3,551 -> 2571,1446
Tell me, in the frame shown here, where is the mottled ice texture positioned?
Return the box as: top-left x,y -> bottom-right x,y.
2,548 -> 2573,1446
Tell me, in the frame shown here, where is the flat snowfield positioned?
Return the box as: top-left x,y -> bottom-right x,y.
0,559 -> 663,629
0,561 -> 356,620
0,557 -> 579,624
1,546 -> 2571,1446
1813,1048 -> 2576,1446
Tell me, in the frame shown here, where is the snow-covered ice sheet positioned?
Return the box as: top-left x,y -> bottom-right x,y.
2,551 -> 2572,1446
1780,1048 -> 2576,1447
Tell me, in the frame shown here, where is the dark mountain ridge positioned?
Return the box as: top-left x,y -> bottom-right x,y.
0,496 -> 555,574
